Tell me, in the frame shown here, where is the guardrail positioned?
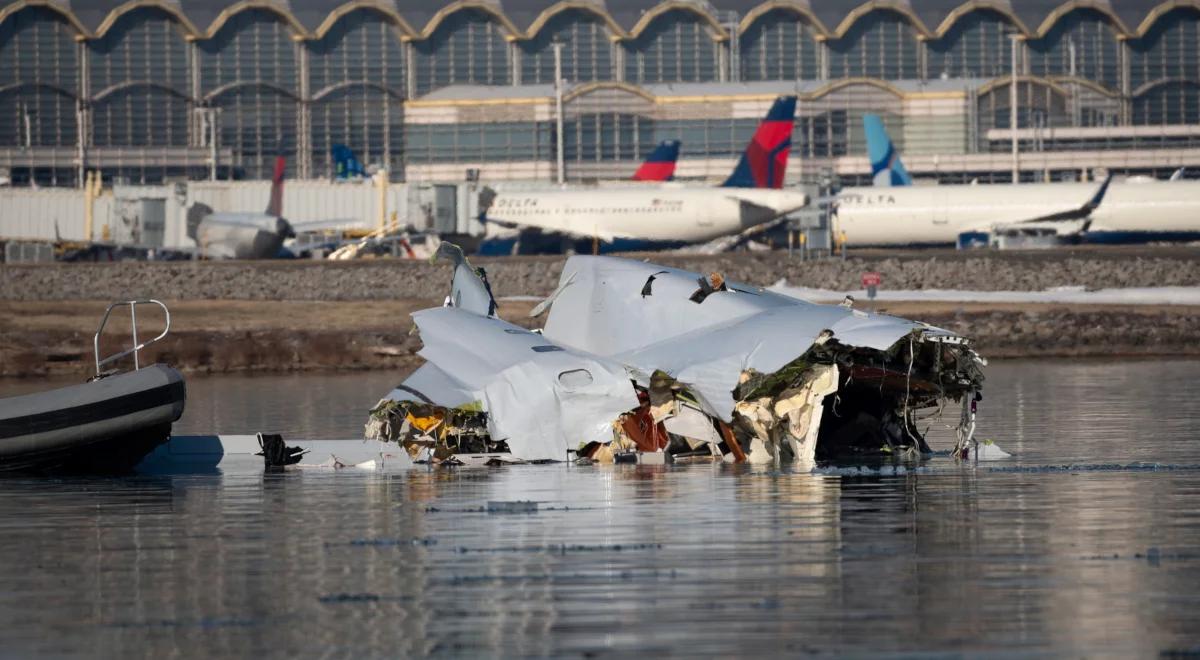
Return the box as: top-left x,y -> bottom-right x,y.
93,299 -> 171,376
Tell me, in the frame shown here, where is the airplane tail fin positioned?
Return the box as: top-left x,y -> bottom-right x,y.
864,114 -> 912,187
265,155 -> 286,217
721,95 -> 796,189
632,139 -> 680,181
186,203 -> 212,240
332,144 -> 367,180
434,242 -> 498,317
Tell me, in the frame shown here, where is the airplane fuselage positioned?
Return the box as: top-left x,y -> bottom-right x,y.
835,181 -> 1200,246
196,213 -> 293,259
484,187 -> 810,244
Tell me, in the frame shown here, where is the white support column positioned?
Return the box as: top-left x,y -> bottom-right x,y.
296,38 -> 311,180
188,40 -> 200,147
1010,35 -> 1020,183
1120,38 -> 1131,125
77,39 -> 89,187
818,38 -> 829,81
612,37 -> 624,82
404,40 -> 416,98
718,38 -> 728,83
553,39 -> 565,185
511,40 -> 521,85
918,37 -> 928,82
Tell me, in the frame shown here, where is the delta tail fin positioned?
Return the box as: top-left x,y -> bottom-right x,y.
721,96 -> 796,189
632,140 -> 680,182
332,144 -> 368,180
864,114 -> 912,187
265,155 -> 286,217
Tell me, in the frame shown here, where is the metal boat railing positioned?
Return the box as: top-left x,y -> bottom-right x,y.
94,300 -> 171,376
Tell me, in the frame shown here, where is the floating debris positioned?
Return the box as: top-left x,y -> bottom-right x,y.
366,245 -> 987,469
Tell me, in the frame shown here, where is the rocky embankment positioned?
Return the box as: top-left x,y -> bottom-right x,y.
1,248 -> 1197,301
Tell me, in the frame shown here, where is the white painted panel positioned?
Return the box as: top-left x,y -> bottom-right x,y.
0,190 -> 86,240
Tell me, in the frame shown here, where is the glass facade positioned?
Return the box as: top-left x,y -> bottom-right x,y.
520,10 -> 614,84
1133,82 -> 1200,126
653,117 -> 757,158
739,9 -> 819,81
412,9 -> 511,95
978,80 -> 1071,152
2,1 -> 1199,185
1027,8 -> 1121,89
827,9 -> 921,80
624,10 -> 719,84
1128,8 -> 1200,91
927,9 -> 1015,79
308,8 -> 406,97
405,121 -> 552,164
310,85 -> 402,176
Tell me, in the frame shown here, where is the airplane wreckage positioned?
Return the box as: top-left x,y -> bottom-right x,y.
365,245 -> 988,468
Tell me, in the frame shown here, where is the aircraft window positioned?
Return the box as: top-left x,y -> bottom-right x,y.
557,369 -> 593,390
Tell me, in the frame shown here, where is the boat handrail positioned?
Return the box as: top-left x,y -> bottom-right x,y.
94,299 -> 171,376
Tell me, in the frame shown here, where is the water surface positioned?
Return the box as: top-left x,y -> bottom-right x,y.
0,360 -> 1198,656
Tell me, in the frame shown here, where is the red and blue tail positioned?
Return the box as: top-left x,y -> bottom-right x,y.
721,96 -> 796,189
632,139 -> 681,181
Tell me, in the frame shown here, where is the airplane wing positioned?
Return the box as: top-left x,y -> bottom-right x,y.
726,196 -> 779,218
967,174 -> 1113,235
483,215 -> 617,243
289,219 -> 368,233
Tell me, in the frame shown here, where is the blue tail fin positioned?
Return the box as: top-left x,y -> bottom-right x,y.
863,114 -> 912,187
721,96 -> 796,189
332,144 -> 368,180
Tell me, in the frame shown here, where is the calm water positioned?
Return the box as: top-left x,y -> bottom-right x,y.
1,360 -> 1199,657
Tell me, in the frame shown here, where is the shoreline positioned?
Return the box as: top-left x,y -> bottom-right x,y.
2,298 -> 1197,378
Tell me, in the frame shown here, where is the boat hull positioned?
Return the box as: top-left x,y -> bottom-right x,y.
0,365 -> 186,474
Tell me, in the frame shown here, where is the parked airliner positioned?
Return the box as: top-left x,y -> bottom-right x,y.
477,96 -> 807,254
848,115 -> 1200,245
186,156 -> 295,259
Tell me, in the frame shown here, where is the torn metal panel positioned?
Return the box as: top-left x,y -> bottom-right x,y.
386,363 -> 477,409
542,257 -> 959,372
541,255 -> 985,464
408,307 -> 640,461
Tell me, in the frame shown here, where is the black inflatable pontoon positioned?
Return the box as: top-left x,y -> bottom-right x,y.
0,300 -> 187,473
0,365 -> 186,473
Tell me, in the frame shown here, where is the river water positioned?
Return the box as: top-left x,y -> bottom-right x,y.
0,359 -> 1198,657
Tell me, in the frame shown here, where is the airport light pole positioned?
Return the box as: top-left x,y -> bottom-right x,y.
553,39 -> 565,185
1010,33 -> 1020,183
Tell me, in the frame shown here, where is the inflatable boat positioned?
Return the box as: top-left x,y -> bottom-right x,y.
0,300 -> 186,473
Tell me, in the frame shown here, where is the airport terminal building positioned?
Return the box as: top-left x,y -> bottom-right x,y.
2,0 -> 1199,186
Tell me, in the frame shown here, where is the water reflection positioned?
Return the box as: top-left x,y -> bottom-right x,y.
0,360 -> 1197,655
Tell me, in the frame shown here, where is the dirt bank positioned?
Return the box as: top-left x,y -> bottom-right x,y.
1,298 -> 1196,378
1,246 -> 1196,302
